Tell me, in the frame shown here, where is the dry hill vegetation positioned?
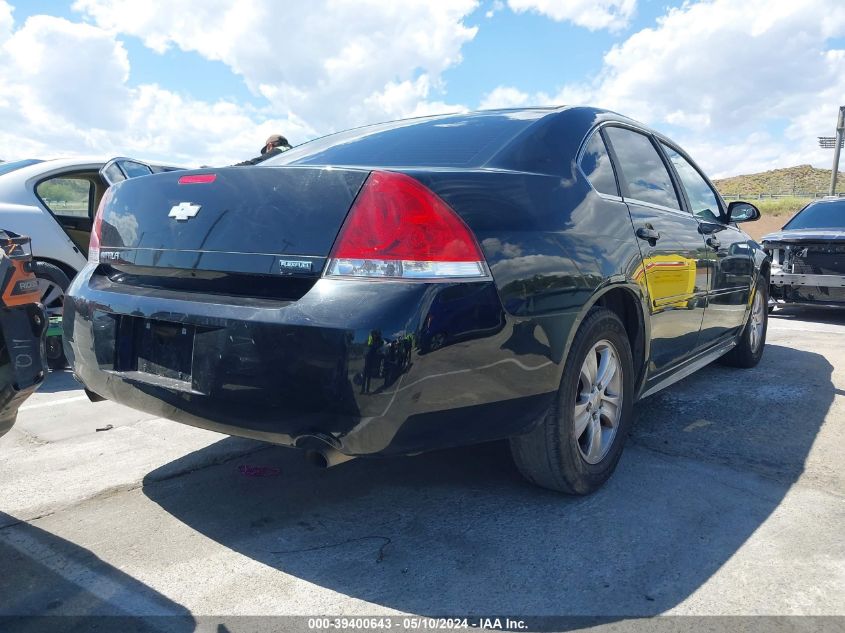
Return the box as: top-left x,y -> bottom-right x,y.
713,164 -> 843,197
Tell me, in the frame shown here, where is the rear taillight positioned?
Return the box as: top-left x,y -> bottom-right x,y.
88,188 -> 112,263
325,171 -> 487,279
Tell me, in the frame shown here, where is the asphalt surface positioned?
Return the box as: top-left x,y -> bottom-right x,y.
0,308 -> 843,627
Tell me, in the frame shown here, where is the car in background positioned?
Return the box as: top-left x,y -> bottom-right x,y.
762,197 -> 845,309
64,107 -> 769,494
0,157 -> 179,317
0,157 -> 180,368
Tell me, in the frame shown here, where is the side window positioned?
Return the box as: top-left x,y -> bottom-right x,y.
579,132 -> 619,196
36,177 -> 93,219
102,162 -> 126,186
604,127 -> 681,210
661,144 -> 723,223
118,160 -> 153,178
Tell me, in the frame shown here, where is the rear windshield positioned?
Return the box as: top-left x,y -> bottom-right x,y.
0,159 -> 43,177
265,111 -> 548,168
783,199 -> 845,230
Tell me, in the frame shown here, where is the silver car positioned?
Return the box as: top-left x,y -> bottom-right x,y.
0,157 -> 177,315
0,156 -> 179,368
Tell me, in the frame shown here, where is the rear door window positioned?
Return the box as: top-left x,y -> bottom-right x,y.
661,144 -> 723,223
579,132 -> 619,196
604,127 -> 681,210
36,176 -> 93,219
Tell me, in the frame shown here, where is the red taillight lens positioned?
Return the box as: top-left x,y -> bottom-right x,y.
178,173 -> 216,184
88,188 -> 112,263
326,171 -> 487,279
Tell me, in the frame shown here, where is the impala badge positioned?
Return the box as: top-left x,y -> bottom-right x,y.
279,259 -> 313,272
169,202 -> 201,221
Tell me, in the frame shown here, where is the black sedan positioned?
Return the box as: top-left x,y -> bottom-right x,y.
762,197 -> 845,309
63,107 -> 769,494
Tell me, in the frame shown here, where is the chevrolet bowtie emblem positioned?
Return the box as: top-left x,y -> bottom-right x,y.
168,202 -> 201,221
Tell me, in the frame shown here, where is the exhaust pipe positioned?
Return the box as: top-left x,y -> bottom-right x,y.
305,446 -> 356,468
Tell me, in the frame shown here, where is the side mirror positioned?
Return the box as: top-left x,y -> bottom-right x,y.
727,201 -> 760,223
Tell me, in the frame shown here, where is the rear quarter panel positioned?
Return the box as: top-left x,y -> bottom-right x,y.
412,167 -> 647,389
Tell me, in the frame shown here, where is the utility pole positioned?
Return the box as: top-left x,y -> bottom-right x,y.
829,106 -> 845,196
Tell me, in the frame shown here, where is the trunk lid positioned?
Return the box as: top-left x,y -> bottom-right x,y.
98,166 -> 368,280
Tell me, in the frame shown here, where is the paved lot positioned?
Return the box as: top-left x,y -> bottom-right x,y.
0,309 -> 844,626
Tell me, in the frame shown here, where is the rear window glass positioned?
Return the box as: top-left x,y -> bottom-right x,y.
266,112 -> 547,168
784,200 -> 845,229
0,159 -> 43,177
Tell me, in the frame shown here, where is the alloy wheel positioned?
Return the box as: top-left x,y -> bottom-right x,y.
37,277 -> 64,317
573,339 -> 623,464
749,288 -> 765,352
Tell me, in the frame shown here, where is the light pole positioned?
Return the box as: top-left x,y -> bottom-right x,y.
819,105 -> 845,196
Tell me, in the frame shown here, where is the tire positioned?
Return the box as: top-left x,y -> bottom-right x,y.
46,335 -> 67,371
33,261 -> 70,318
719,275 -> 768,368
509,307 -> 635,495
33,261 -> 71,370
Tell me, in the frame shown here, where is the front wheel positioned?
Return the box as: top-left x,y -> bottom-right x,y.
720,275 -> 768,368
509,307 -> 634,494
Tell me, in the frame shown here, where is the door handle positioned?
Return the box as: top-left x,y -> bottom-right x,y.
706,236 -> 721,250
636,227 -> 660,242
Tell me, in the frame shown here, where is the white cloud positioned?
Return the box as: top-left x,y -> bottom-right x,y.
486,0 -> 505,19
73,0 -> 478,132
479,86 -> 532,109
0,0 -> 478,165
3,0 -> 845,178
487,0 -> 845,176
1,14 -> 131,130
507,0 -> 636,32
0,0 -> 12,43
0,6 -> 313,165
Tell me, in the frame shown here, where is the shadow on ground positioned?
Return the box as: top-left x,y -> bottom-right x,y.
770,305 -> 845,326
0,511 -> 194,632
140,343 -> 832,617
37,370 -> 82,394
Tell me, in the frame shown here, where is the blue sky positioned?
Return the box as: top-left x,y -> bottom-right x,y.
13,0 -> 679,112
1,0 -> 844,176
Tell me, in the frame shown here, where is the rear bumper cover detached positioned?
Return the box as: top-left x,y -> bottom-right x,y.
64,268 -> 564,457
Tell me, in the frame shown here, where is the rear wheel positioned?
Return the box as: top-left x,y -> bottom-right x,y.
719,275 -> 767,368
509,307 -> 634,494
33,261 -> 69,318
34,261 -> 71,370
